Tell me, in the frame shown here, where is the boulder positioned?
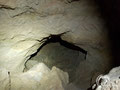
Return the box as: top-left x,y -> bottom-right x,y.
10,63 -> 69,90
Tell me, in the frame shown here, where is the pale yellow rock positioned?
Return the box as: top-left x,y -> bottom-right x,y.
0,68 -> 9,90
38,66 -> 69,90
10,63 -> 68,90
0,0 -> 16,8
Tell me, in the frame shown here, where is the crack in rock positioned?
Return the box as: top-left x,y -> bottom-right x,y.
28,31 -> 87,61
0,5 -> 15,10
24,31 -> 87,72
8,72 -> 11,90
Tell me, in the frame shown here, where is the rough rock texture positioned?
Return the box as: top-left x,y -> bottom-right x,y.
0,67 -> 9,90
65,83 -> 80,90
0,0 -> 16,8
0,63 -> 69,90
93,66 -> 120,90
25,42 -> 85,82
39,66 -> 69,90
0,0 -> 113,90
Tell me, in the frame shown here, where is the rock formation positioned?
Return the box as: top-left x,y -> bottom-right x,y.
92,66 -> 120,90
0,0 -> 114,90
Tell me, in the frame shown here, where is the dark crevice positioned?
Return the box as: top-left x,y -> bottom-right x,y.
65,0 -> 80,4
29,32 -> 87,60
24,32 -> 87,69
24,32 -> 87,82
0,5 -> 15,10
12,6 -> 38,18
24,32 -> 87,71
8,71 -> 11,90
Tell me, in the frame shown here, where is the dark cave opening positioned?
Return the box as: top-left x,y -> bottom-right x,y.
28,32 -> 87,60
24,33 -> 87,82
95,0 -> 120,67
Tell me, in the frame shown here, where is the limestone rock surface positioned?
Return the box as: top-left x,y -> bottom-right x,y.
0,67 -> 9,90
93,66 -> 120,90
0,0 -> 113,89
11,63 -> 69,90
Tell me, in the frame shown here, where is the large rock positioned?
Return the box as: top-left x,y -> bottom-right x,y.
11,63 -> 69,90
38,66 -> 69,90
92,66 -> 120,90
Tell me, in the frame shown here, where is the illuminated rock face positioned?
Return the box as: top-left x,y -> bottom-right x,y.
0,0 -> 113,90
92,66 -> 120,90
12,63 -> 68,90
0,0 -> 16,8
0,63 -> 69,90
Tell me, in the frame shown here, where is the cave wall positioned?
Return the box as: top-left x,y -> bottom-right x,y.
89,1 -> 120,90
0,0 -> 113,90
96,0 -> 120,66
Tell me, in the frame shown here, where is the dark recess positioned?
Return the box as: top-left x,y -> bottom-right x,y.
67,0 -> 80,3
95,0 -> 120,66
28,32 -> 87,60
87,0 -> 120,89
